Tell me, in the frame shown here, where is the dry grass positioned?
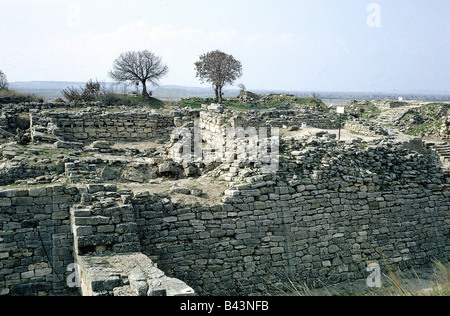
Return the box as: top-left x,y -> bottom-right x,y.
272,261 -> 449,296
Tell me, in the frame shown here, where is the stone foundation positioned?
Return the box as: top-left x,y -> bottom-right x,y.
1,102 -> 449,296
30,109 -> 174,144
345,119 -> 388,137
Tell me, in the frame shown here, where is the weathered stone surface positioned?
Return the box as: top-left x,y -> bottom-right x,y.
76,254 -> 194,297
100,166 -> 117,181
92,141 -> 112,149
0,102 -> 449,297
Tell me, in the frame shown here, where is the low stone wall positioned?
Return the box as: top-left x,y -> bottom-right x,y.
0,164 -> 58,187
345,119 -> 388,137
0,102 -> 101,114
0,102 -> 103,134
373,100 -> 408,109
200,109 -> 338,147
30,109 -> 175,144
198,109 -> 337,164
255,109 -> 339,130
0,116 -> 8,132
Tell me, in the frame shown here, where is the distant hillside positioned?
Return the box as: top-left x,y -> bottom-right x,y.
8,81 -> 239,101
8,81 -> 450,102
9,81 -> 84,101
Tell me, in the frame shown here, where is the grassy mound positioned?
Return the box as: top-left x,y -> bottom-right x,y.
100,93 -> 166,109
399,103 -> 449,136
176,94 -> 328,112
0,89 -> 44,104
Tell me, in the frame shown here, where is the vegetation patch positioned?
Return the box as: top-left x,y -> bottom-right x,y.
175,94 -> 328,112
398,103 -> 449,136
0,89 -> 44,104
346,100 -> 382,119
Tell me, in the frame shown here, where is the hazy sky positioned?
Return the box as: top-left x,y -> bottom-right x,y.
1,0 -> 449,93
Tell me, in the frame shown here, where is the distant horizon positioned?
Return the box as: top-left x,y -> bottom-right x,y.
9,80 -> 450,96
7,81 -> 450,104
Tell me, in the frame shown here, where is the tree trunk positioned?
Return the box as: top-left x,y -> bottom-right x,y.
141,80 -> 150,98
214,86 -> 220,103
218,86 -> 223,104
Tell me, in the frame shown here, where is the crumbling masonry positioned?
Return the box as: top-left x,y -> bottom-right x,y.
0,101 -> 449,296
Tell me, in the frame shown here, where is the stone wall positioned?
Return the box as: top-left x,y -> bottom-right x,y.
132,174 -> 449,295
0,102 -> 101,114
0,102 -> 102,134
0,185 -> 80,296
1,137 -> 449,296
0,184 -> 194,296
200,108 -> 338,136
198,108 -> 337,162
345,119 -> 388,137
373,100 -> 408,109
65,183 -> 195,296
0,116 -> 8,132
0,164 -> 58,187
30,109 -> 175,144
133,140 -> 450,295
196,109 -> 280,171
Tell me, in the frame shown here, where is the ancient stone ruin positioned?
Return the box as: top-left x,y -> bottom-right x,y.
0,99 -> 449,296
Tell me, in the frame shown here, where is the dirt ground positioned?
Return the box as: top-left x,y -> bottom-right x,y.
120,175 -> 228,206
96,123 -> 425,207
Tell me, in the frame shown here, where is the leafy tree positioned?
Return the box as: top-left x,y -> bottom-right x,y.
109,50 -> 169,98
0,70 -> 8,90
195,50 -> 243,103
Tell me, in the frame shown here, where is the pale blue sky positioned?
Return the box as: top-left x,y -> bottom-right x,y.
1,0 -> 449,92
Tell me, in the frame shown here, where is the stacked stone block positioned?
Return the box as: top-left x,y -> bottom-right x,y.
1,138 -> 449,296
70,184 -> 141,255
344,119 -> 389,137
31,109 -> 175,144
0,185 -> 80,296
69,184 -> 195,296
0,165 -> 58,187
133,139 -> 450,295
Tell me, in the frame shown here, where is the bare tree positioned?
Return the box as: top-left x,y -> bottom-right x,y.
61,86 -> 82,102
109,50 -> 169,98
0,70 -> 8,90
82,79 -> 100,101
238,83 -> 246,92
195,50 -> 243,103
61,79 -> 100,102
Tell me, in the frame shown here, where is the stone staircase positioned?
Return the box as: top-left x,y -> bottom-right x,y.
429,142 -> 450,169
70,184 -> 195,296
